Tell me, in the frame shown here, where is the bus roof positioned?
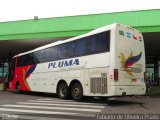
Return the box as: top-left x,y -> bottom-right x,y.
14,23 -> 137,57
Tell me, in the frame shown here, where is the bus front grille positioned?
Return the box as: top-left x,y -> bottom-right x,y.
90,77 -> 107,94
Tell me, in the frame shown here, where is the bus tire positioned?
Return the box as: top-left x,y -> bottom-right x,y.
16,82 -> 21,94
71,83 -> 83,101
57,83 -> 69,99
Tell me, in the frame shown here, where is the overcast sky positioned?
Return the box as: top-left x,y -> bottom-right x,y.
0,0 -> 160,22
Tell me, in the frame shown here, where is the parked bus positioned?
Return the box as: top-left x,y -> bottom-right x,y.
8,23 -> 146,101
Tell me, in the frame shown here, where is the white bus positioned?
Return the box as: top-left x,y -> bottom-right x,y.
9,23 -> 146,101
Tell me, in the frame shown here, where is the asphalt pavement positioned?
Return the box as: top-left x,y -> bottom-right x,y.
0,91 -> 160,120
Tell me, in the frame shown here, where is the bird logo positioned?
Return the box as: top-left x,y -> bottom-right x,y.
120,52 -> 142,76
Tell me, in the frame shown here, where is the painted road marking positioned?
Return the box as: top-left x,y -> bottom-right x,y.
17,102 -> 105,108
2,104 -> 102,112
0,98 -> 106,118
0,108 -> 77,115
28,100 -> 104,105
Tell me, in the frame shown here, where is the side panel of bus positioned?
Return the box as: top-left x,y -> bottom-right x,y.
83,53 -> 110,96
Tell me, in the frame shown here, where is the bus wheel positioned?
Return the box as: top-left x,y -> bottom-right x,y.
71,83 -> 83,101
58,83 -> 69,99
16,82 -> 21,94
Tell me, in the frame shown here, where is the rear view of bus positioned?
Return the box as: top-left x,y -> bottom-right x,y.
109,24 -> 146,96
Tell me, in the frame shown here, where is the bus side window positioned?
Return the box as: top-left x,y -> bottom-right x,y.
75,39 -> 86,57
33,50 -> 44,63
18,54 -> 34,66
75,36 -> 96,56
17,56 -> 25,67
44,46 -> 58,62
95,31 -> 110,53
75,31 -> 110,57
58,42 -> 74,59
